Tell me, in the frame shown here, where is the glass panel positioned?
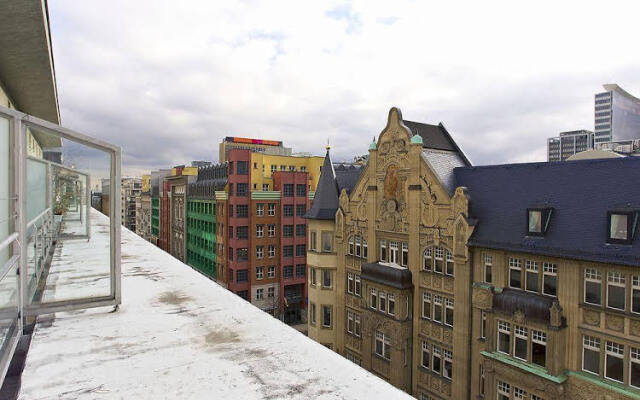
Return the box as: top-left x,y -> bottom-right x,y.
26,157 -> 47,222
0,116 -> 9,265
0,263 -> 19,350
610,214 -> 628,240
528,210 -> 541,233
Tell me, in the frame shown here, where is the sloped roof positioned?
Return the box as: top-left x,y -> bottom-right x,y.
304,150 -> 340,220
421,149 -> 468,196
334,164 -> 362,195
403,120 -> 456,152
454,157 -> 640,266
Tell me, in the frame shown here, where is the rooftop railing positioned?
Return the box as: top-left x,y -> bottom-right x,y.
0,104 -> 121,386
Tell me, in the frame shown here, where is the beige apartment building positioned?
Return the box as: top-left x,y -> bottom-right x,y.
306,107 -> 640,400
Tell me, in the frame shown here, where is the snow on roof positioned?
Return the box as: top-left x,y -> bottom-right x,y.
20,211 -> 411,400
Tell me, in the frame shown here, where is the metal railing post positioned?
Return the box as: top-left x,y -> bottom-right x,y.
14,117 -> 26,325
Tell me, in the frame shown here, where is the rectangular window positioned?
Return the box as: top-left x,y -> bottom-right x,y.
256,225 -> 264,238
422,292 -> 431,319
421,342 -> 430,369
514,326 -> 528,360
283,245 -> 293,258
268,224 -> 276,237
296,224 -> 306,237
423,248 -> 432,271
322,305 -> 331,327
606,341 -> 624,383
355,275 -> 361,297
236,269 -> 248,282
371,288 -> 378,309
509,258 -> 522,289
354,314 -> 361,337
236,183 -> 248,196
229,204 -> 233,217
543,263 -> 557,297
443,349 -> 453,381
402,243 -> 409,267
497,380 -> 510,400
236,161 -> 248,175
585,268 -> 602,305
583,335 -> 600,375
296,244 -> 306,257
268,245 -> 276,257
434,247 -> 444,273
236,204 -> 248,217
283,225 -> 293,237
256,203 -> 264,216
296,264 -> 305,277
256,288 -> 264,300
348,236 -> 354,255
432,346 -> 442,374
347,272 -> 354,294
268,203 -> 276,216
607,271 -> 626,311
498,320 -> 511,354
446,250 -> 454,276
375,331 -> 391,360
347,310 -> 354,334
525,260 -> 539,292
389,241 -> 399,264
310,231 -> 317,251
608,212 -> 634,243
445,298 -> 454,327
267,286 -> 275,298
481,311 -> 487,339
631,347 -> 640,389
322,270 -> 331,288
379,292 -> 387,312
484,254 -> 492,283
310,267 -> 316,285
514,387 -> 526,400
388,293 -> 395,315
237,248 -> 248,261
256,266 -> 264,280
633,276 -> 640,314
355,236 -> 362,257
262,183 -> 269,191
283,266 -> 293,279
433,295 -> 443,324
283,184 -> 294,197
296,184 -> 306,197
296,204 -> 306,216
236,226 -> 248,239
256,246 -> 264,259
270,165 -> 276,173
380,240 -> 387,262
532,330 -> 546,367
283,205 -> 293,217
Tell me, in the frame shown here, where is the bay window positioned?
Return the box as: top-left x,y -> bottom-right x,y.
388,294 -> 395,315
389,241 -> 399,264
402,243 -> 408,267
443,349 -> 453,381
380,240 -> 387,262
370,288 -> 377,309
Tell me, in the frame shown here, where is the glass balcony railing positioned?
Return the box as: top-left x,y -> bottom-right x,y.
0,104 -> 121,387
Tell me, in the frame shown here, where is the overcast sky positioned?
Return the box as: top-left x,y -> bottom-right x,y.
49,0 -> 640,176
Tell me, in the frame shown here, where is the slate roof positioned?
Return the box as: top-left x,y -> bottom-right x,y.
403,120 -> 457,151
361,262 -> 413,289
421,149 -> 468,196
334,164 -> 363,195
493,289 -> 556,324
454,157 -> 640,266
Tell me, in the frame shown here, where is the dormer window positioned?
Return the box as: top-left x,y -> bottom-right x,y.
527,208 -> 553,236
607,211 -> 638,245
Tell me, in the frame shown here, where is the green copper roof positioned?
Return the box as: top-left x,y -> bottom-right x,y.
410,134 -> 423,145
369,138 -> 377,150
481,351 -> 567,384
567,371 -> 640,399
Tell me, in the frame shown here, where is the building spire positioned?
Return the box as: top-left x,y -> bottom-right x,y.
325,139 -> 331,151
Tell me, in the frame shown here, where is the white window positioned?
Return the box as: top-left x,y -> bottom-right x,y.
256,266 -> 264,280
606,341 -> 624,383
268,245 -> 276,257
355,236 -> 362,257
347,272 -> 354,294
363,239 -> 368,259
443,349 -> 453,380
322,305 -> 332,327
371,288 -> 378,309
445,298 -> 454,327
256,246 -> 264,259
355,275 -> 361,297
434,247 -> 444,273
432,346 -> 442,374
309,303 -> 316,324
347,310 -> 354,334
423,248 -> 432,271
389,241 -> 399,264
525,260 -> 538,292
322,270 -> 331,288
256,288 -> 264,300
532,330 -> 546,367
256,203 -> 264,216
402,242 -> 409,267
262,183 -> 269,191
633,276 -> 640,314
607,271 -> 626,311
445,249 -> 454,276
256,225 -> 264,238
375,331 -> 391,360
379,291 -> 387,312
267,286 -> 275,298
631,347 -> 640,389
433,295 -> 443,324
497,380 -> 510,400
348,236 -> 354,255
514,326 -> 528,360
514,387 -> 526,400
509,258 -> 522,289
380,240 -> 387,262
388,293 -> 395,315
422,292 -> 432,319
498,320 -> 511,354
354,314 -> 361,337
267,203 -> 276,216
421,342 -> 430,369
543,262 -> 557,297
583,335 -> 600,375
268,265 -> 276,278
484,254 -> 492,283
584,268 -> 602,306
268,224 -> 276,237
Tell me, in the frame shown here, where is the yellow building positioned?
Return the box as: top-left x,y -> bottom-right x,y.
141,174 -> 151,193
250,153 -> 324,192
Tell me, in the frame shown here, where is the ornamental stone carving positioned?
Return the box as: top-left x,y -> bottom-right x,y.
631,319 -> 640,337
444,277 -> 454,293
605,314 -> 624,332
472,287 -> 493,310
550,301 -> 563,328
443,328 -> 453,344
583,309 -> 600,327
432,275 -> 442,289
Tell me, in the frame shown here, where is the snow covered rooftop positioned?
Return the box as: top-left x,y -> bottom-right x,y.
19,211 -> 411,399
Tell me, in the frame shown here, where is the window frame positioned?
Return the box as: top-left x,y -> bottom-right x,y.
509,258 -> 523,289
542,262 -> 557,297
584,268 -> 602,306
484,254 -> 492,283
607,271 -> 626,311
607,210 -> 637,245
527,207 -> 553,236
605,341 -> 624,383
582,335 -> 601,375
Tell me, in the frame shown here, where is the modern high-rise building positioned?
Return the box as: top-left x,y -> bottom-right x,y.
218,136 -> 292,163
121,177 -> 142,232
594,84 -> 640,145
547,130 -> 594,162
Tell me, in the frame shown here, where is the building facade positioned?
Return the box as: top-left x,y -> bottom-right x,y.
135,174 -> 152,241
594,84 -> 640,145
219,136 -> 292,163
547,130 -> 594,162
166,165 -> 198,261
307,107 -> 640,400
121,178 -> 141,232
